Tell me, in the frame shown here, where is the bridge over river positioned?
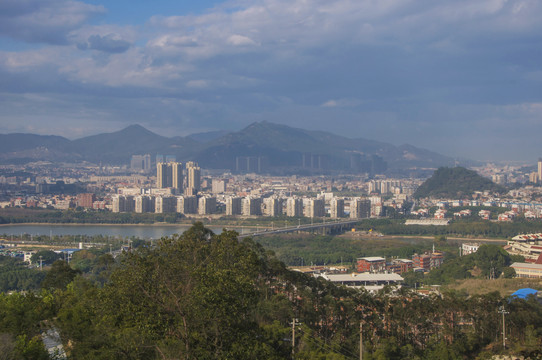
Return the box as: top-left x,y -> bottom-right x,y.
237,219 -> 362,239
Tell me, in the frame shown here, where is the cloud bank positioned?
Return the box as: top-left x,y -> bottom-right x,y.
1,0 -> 542,161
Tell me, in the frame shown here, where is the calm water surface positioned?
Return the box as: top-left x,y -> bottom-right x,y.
0,224 -> 248,239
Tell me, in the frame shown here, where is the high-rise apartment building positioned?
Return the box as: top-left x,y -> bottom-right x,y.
156,162 -> 183,193
198,196 -> 216,215
177,196 -> 198,214
350,198 -> 371,219
112,195 -> 135,213
135,195 -> 155,213
131,154 -> 151,172
264,197 -> 282,216
157,162 -> 169,188
171,162 -> 183,192
538,158 -> 542,184
330,198 -> 345,218
212,179 -> 228,194
186,161 -> 201,192
155,196 -> 177,213
305,198 -> 325,218
226,197 -> 242,215
156,154 -> 176,164
286,197 -> 303,217
243,197 -> 262,216
235,156 -> 266,173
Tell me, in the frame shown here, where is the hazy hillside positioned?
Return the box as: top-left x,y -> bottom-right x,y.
0,121 -> 468,171
187,130 -> 231,143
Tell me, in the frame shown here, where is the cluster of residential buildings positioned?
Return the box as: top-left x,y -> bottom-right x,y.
505,233 -> 542,262
111,192 -> 374,219
4,158 -> 542,226
508,233 -> 542,279
413,197 -> 542,221
300,251 -> 444,292
356,251 -> 444,275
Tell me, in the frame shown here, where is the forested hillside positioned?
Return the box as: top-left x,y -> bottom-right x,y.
414,167 -> 503,198
0,223 -> 541,359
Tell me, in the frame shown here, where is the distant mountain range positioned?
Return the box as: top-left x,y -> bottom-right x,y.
0,122 -> 474,173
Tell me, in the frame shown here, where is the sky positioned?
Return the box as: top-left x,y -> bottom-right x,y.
1,0 -> 542,163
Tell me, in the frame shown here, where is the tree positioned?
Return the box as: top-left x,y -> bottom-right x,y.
61,222 -> 279,359
501,267 -> 516,279
70,249 -> 98,273
30,250 -> 62,265
473,245 -> 510,279
41,260 -> 81,290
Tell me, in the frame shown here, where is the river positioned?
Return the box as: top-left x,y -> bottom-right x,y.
0,224 -> 250,239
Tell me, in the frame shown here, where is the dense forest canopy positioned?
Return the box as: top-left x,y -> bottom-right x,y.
0,223 -> 541,359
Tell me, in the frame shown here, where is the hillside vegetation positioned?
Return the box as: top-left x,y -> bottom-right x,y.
0,224 -> 541,359
414,166 -> 503,199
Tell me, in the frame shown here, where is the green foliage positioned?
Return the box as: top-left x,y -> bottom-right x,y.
473,244 -> 511,278
425,244 -> 511,284
357,218 -> 542,239
0,207 -> 182,224
0,256 -> 45,292
30,250 -> 62,265
501,267 -> 516,279
256,233 -> 431,266
15,334 -> 50,360
56,222 -> 283,358
69,249 -> 107,273
414,167 -> 504,199
426,257 -> 472,285
0,291 -> 55,359
41,260 -> 81,290
402,270 -> 424,287
1,224 -> 540,360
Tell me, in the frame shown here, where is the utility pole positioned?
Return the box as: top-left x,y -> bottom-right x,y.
291,318 -> 296,357
39,256 -> 43,271
291,317 -> 300,358
498,306 -> 509,348
359,321 -> 363,360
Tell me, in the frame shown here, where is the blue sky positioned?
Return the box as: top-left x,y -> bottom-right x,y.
1,0 -> 542,162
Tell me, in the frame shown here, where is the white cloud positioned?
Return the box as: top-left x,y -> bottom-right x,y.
227,34 -> 257,46
1,0 -> 542,161
321,99 -> 362,108
0,0 -> 105,44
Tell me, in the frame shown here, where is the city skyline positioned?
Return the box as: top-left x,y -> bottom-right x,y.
1,0 -> 542,162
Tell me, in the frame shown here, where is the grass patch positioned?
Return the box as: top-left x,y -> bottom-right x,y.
445,278 -> 542,297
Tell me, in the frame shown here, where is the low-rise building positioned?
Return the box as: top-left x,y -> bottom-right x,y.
317,273 -> 404,292
413,252 -> 444,271
387,259 -> 413,274
356,257 -> 386,273
462,243 -> 479,255
511,262 -> 542,279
